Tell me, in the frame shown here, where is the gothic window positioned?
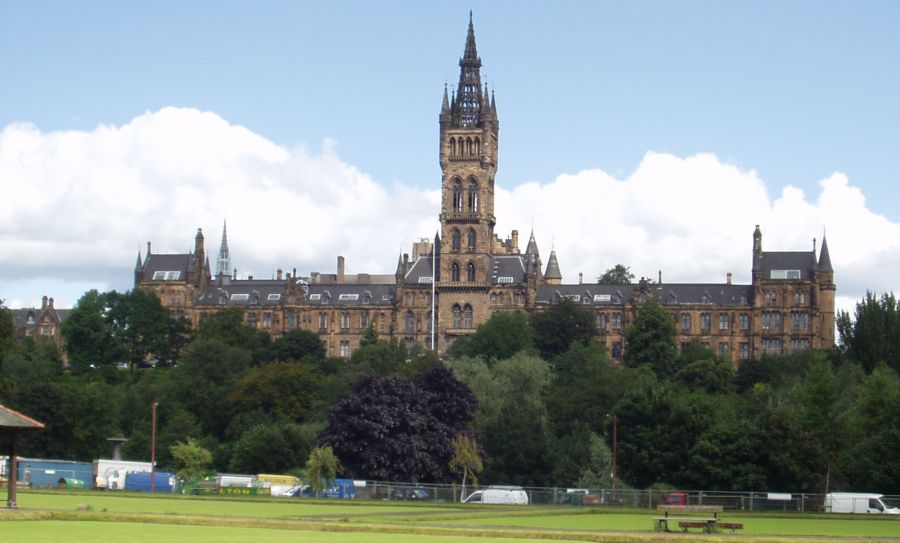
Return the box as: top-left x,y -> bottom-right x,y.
466,262 -> 476,282
467,180 -> 478,212
794,291 -> 807,305
286,311 -> 298,329
463,304 -> 473,328
740,343 -> 750,361
765,291 -> 778,306
451,229 -> 461,252
339,341 -> 351,358
452,179 -> 463,212
490,292 -> 498,305
466,137 -> 472,155
739,313 -> 750,330
719,342 -> 730,357
597,313 -> 608,330
681,313 -> 692,331
467,229 -> 476,250
450,138 -> 456,156
247,312 -> 258,328
791,311 -> 811,331
405,311 -> 415,333
319,313 -> 328,330
718,313 -> 729,330
474,137 -> 480,155
341,312 -> 350,329
426,311 -> 433,331
262,313 -> 273,329
762,311 -> 782,331
762,337 -> 782,354
700,313 -> 711,331
360,312 -> 369,329
451,262 -> 460,282
453,304 -> 462,328
612,312 -> 623,329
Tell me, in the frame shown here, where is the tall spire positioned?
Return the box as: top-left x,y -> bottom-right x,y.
453,12 -> 484,128
818,233 -> 833,273
217,219 -> 231,277
544,248 -> 562,284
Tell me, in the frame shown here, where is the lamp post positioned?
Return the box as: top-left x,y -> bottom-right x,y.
150,402 -> 158,493
611,414 -> 618,498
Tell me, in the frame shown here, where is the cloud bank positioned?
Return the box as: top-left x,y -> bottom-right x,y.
2,107 -> 897,319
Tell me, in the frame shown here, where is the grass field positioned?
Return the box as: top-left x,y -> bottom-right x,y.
2,488 -> 899,543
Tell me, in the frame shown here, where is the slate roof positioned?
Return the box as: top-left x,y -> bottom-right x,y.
139,253 -> 193,282
196,279 -> 289,307
757,250 -> 817,280
536,283 -> 753,307
489,255 -> 527,284
306,284 -> 395,306
404,256 -> 437,285
544,250 -> 562,280
0,404 -> 45,430
10,307 -> 70,328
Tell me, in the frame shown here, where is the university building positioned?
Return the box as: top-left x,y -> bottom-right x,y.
134,16 -> 836,364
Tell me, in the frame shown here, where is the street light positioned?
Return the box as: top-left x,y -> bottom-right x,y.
150,402 -> 158,493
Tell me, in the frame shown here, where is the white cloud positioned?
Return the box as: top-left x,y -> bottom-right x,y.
2,107 -> 898,318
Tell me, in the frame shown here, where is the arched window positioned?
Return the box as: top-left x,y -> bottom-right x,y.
466,262 -> 476,282
597,313 -> 608,329
467,180 -> 478,212
452,179 -> 463,212
426,311 -> 433,331
474,137 -> 480,155
405,311 -> 415,333
463,304 -> 473,328
453,304 -> 462,328
490,292 -> 498,304
450,138 -> 456,156
451,262 -> 460,282
467,229 -> 476,250
451,229 -> 461,252
466,137 -> 472,155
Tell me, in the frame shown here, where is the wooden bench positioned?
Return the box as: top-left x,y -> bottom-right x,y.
678,520 -> 717,533
718,522 -> 744,533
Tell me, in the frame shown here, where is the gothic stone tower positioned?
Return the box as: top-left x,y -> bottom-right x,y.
436,14 -> 500,341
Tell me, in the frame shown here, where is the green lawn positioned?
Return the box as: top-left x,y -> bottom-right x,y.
2,489 -> 899,542
427,511 -> 900,538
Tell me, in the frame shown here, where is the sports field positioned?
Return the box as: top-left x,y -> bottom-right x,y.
2,489 -> 899,543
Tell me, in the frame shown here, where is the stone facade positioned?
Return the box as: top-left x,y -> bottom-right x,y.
135,16 -> 836,365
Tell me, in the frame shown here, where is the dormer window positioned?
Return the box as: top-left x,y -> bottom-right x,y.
152,271 -> 181,281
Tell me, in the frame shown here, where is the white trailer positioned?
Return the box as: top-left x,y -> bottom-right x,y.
93,459 -> 153,490
825,493 -> 900,514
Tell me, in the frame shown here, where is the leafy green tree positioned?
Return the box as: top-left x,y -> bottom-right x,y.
229,422 -> 317,474
305,446 -> 340,496
550,424 -> 613,487
106,289 -> 172,369
264,329 -> 326,363
0,303 -> 16,400
448,312 -> 534,364
347,338 -> 407,376
598,264 -> 635,285
449,434 -> 483,499
228,360 -> 321,421
530,299 -> 596,360
359,325 -> 378,347
623,300 -> 678,378
546,343 -> 620,436
193,308 -> 270,361
838,291 -> 900,373
62,290 -> 124,372
675,340 -> 734,393
686,420 -> 766,490
170,437 -> 213,481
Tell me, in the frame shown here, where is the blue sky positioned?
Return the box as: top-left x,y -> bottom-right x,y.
2,1 -> 900,313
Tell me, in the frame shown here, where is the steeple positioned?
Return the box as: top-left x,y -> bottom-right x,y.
544,248 -> 562,285
525,230 -> 540,259
818,233 -> 833,273
217,219 -> 231,278
452,11 -> 485,128
134,250 -> 143,288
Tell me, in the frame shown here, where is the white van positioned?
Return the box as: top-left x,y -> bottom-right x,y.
825,493 -> 900,514
464,487 -> 529,505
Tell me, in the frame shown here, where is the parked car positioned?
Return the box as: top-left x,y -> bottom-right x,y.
390,487 -> 432,501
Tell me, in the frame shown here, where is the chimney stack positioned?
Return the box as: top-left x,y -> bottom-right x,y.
337,256 -> 345,282
727,272 -> 733,285
579,272 -> 583,285
511,230 -> 519,251
277,268 -> 283,280
41,296 -> 48,310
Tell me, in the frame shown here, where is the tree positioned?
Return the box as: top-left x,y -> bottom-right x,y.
228,360 -> 321,422
838,291 -> 900,373
447,312 -> 534,364
0,303 -> 15,400
449,434 -> 482,500
170,437 -> 212,481
359,325 -> 379,347
229,422 -> 317,474
623,300 -> 678,378
546,343 -> 621,436
106,289 -> 172,369
61,290 -> 123,371
598,264 -> 635,285
530,299 -> 596,360
305,446 -> 340,496
347,338 -> 407,376
264,329 -> 326,363
318,366 -> 476,482
193,308 -> 270,361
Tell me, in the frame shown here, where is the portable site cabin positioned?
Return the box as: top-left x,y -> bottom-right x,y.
94,459 -> 153,490
15,458 -> 93,489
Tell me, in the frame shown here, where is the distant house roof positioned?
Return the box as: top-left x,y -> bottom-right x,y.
0,404 -> 45,430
